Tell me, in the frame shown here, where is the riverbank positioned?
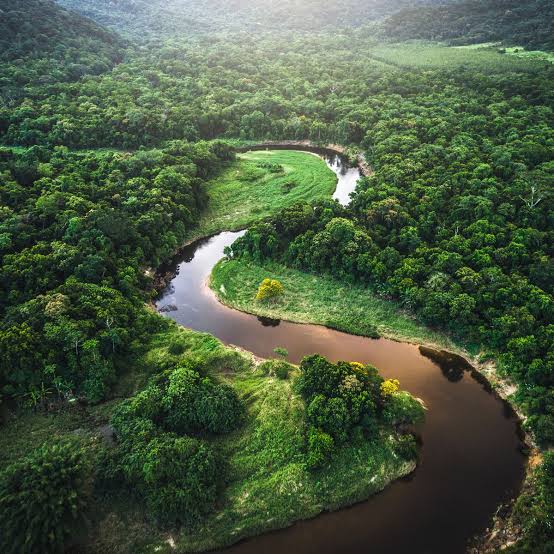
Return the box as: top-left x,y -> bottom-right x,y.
234,140 -> 373,177
210,257 -> 462,352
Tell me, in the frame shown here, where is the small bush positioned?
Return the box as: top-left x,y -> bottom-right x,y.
0,438 -> 92,554
257,161 -> 283,173
140,435 -> 218,525
256,278 -> 284,302
307,394 -> 351,443
382,391 -> 425,426
273,346 -> 289,358
381,379 -> 400,397
163,365 -> 244,435
306,427 -> 334,469
259,359 -> 294,379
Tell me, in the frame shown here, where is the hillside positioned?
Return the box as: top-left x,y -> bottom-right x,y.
381,0 -> 554,51
0,0 -> 124,93
57,0 -> 454,37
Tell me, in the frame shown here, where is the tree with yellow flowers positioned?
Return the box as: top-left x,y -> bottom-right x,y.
381,379 -> 400,397
255,278 -> 284,302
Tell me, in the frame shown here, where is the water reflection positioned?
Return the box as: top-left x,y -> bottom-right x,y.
257,316 -> 281,327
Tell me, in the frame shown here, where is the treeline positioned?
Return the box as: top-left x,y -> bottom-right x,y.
381,0 -> 554,51
0,141 -> 235,404
58,0 -> 451,38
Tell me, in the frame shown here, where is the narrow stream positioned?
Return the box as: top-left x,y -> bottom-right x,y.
156,152 -> 526,554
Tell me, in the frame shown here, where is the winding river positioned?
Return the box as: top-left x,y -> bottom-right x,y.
156,151 -> 526,554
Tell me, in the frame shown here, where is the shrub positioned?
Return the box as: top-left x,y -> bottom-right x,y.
163,365 -> 244,435
255,278 -> 284,302
306,427 -> 334,469
273,346 -> 289,358
259,358 -> 294,379
381,379 -> 400,397
140,435 -> 218,525
307,394 -> 351,443
0,438 -> 92,554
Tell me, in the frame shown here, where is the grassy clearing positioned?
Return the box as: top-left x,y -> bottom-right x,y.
211,257 -> 461,351
453,42 -> 554,64
367,42 -> 547,71
1,322 -> 413,553
190,150 -> 337,241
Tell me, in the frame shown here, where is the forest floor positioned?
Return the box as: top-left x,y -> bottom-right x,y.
187,150 -> 337,242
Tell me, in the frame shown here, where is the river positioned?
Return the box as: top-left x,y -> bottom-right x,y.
156,151 -> 526,554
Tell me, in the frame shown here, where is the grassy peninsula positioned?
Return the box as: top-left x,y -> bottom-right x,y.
189,150 -> 337,241
0,322 -> 420,553
210,257 -> 461,352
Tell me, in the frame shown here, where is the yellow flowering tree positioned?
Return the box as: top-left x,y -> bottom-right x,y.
255,278 -> 284,302
381,379 -> 400,397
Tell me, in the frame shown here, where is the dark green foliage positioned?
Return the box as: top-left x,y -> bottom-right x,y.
163,364 -> 244,435
381,0 -> 554,51
0,437 -> 92,554
0,0 -> 123,91
136,434 -> 218,525
0,141 -> 235,404
296,355 -> 421,467
259,359 -> 293,379
306,427 -> 334,469
506,452 -> 554,553
307,394 -> 352,443
109,362 -> 244,525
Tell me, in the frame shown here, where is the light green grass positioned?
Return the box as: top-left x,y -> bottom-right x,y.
367,42 -> 547,72
453,43 -> 554,64
189,150 -> 337,241
211,257 -> 461,351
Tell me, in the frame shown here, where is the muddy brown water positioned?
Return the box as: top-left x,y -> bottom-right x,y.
156,152 -> 526,554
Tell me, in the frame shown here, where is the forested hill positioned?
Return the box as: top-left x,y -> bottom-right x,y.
0,0 -> 124,90
381,0 -> 554,51
56,0 -> 454,37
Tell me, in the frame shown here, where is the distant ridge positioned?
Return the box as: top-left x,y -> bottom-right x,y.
380,0 -> 554,51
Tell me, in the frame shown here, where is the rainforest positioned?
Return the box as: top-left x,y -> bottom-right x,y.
0,1 -> 553,553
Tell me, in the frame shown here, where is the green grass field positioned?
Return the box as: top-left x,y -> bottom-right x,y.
367,42 -> 548,71
190,150 -> 337,241
453,43 -> 554,64
211,257 -> 461,352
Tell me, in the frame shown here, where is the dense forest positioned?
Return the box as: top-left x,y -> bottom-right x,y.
0,0 -> 553,552
57,0 -> 454,37
381,0 -> 554,51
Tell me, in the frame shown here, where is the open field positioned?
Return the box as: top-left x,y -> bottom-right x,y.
189,150 -> 337,241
